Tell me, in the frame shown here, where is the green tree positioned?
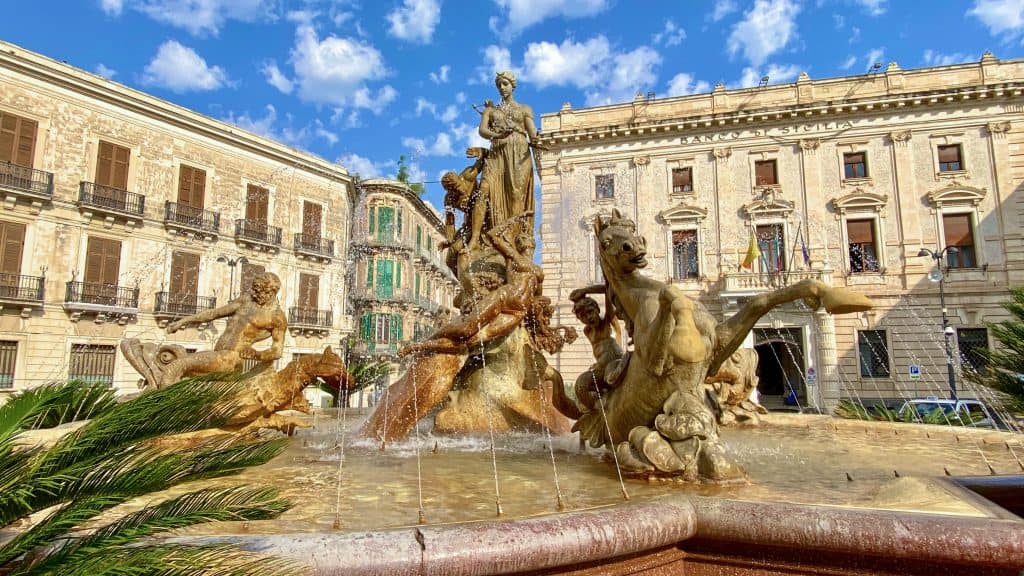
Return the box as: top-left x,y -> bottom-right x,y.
0,378 -> 302,576
396,155 -> 425,195
969,286 -> 1024,412
319,357 -> 391,407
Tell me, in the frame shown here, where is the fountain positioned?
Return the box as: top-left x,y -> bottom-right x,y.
116,73 -> 1024,574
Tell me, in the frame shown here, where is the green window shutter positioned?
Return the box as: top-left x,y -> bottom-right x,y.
415,273 -> 420,298
392,314 -> 402,341
397,209 -> 403,235
378,207 -> 394,242
366,258 -> 373,287
427,235 -> 432,251
396,261 -> 402,288
369,206 -> 375,234
376,259 -> 394,297
360,314 -> 370,339
416,226 -> 422,252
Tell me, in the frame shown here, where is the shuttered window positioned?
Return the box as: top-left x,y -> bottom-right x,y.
595,174 -> 614,199
95,141 -> 130,190
937,145 -> 963,172
177,165 -> 206,208
0,221 -> 25,277
942,213 -> 976,268
298,273 -> 319,310
671,167 -> 692,193
843,152 -> 867,179
84,237 -> 121,286
755,160 -> 778,186
169,251 -> 200,296
672,229 -> 698,280
302,201 -> 322,237
69,344 -> 116,386
239,262 -> 266,297
755,224 -> 786,272
0,340 -> 16,388
245,184 -> 269,223
858,330 -> 890,378
0,112 -> 37,167
846,219 -> 878,273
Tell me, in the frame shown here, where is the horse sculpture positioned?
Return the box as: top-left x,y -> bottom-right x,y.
567,210 -> 872,481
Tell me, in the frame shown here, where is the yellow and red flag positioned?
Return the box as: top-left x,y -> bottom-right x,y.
741,230 -> 761,270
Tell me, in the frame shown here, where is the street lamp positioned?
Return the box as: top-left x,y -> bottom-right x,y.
216,255 -> 248,300
917,247 -> 959,400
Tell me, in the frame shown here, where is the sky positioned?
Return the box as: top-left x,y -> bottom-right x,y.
4,0 -> 1024,212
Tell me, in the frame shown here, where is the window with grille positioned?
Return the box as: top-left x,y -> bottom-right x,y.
754,160 -> 778,186
595,174 -> 615,199
942,213 -> 977,269
857,330 -> 890,378
846,219 -> 879,273
755,224 -> 786,273
672,229 -> 699,280
957,328 -> 988,375
671,167 -> 693,193
69,344 -> 116,386
0,340 -> 16,389
937,144 -> 963,172
843,152 -> 868,179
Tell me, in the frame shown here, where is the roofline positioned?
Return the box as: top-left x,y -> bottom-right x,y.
358,178 -> 445,232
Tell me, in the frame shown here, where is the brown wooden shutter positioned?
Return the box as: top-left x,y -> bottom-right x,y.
938,145 -> 961,164
245,184 -> 269,223
84,237 -> 121,285
0,221 -> 25,277
755,161 -> 777,186
846,220 -> 874,244
298,273 -> 319,310
0,113 -> 37,167
672,168 -> 692,190
96,141 -> 130,189
943,214 -> 973,245
239,262 -> 265,296
177,165 -> 206,208
169,251 -> 200,295
672,229 -> 696,243
302,201 -> 322,237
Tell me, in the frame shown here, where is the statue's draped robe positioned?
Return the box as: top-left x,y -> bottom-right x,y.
481,101 -> 535,231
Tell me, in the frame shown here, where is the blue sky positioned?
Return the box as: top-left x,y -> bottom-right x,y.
4,0 -> 1024,211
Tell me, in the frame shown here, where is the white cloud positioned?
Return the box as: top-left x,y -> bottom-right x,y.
864,46 -> 885,69
403,132 -> 455,157
455,91 -> 466,103
289,23 -> 396,112
223,105 -> 338,148
386,0 -> 441,44
261,60 -> 294,94
429,64 -> 450,83
589,46 -> 661,106
736,63 -> 802,88
665,73 -> 710,97
839,55 -> 857,70
854,0 -> 887,15
451,122 -> 489,149
476,45 -> 516,83
490,0 -> 608,37
923,49 -> 972,67
141,40 -> 229,93
849,26 -> 861,43
968,0 -> 1024,39
709,0 -> 738,21
439,105 -> 459,123
337,152 -> 384,178
727,0 -> 801,67
414,97 -> 437,117
111,0 -> 277,36
652,20 -> 686,47
523,36 -> 611,88
94,63 -> 117,79
833,13 -> 845,28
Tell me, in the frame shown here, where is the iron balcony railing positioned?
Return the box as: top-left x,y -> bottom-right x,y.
0,162 -> 53,198
78,182 -> 145,216
359,234 -> 412,251
289,307 -> 333,328
0,273 -> 45,302
293,233 -> 334,258
234,219 -> 282,246
351,285 -> 412,304
164,202 -> 221,234
353,340 -> 400,356
65,281 -> 139,309
154,291 -> 217,317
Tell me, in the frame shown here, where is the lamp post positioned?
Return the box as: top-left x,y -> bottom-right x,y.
917,247 -> 959,400
216,255 -> 248,300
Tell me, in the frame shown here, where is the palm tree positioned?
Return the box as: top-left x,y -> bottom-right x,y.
0,377 -> 303,576
969,286 -> 1024,413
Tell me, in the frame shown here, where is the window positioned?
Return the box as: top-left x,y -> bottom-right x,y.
95,141 -> 130,190
239,262 -> 266,297
942,213 -> 977,268
415,225 -> 422,253
83,237 -> 121,304
671,167 -> 693,194
755,223 -> 786,272
0,111 -> 37,167
177,165 -> 206,208
168,251 -> 200,312
593,236 -> 604,282
0,220 -> 25,282
376,206 -> 395,242
361,313 -> 403,344
754,160 -> 778,186
298,273 -> 319,310
0,341 -> 16,389
671,229 -> 699,280
595,174 -> 615,199
937,144 -> 963,172
375,259 -> 395,298
302,201 -> 322,238
69,344 -> 116,386
858,330 -> 890,378
957,328 -> 988,375
846,219 -> 879,273
843,152 -> 868,179
245,184 -> 269,223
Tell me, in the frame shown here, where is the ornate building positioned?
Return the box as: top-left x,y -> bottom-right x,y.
348,179 -> 457,400
538,55 -> 1024,410
0,41 -> 356,396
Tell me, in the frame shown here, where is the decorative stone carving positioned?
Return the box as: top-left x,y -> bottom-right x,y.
890,130 -> 912,145
632,155 -> 650,167
987,121 -> 1011,138
926,182 -> 987,209
713,147 -> 732,160
705,348 -> 767,425
830,189 -> 888,216
799,138 -> 820,151
556,157 -> 574,174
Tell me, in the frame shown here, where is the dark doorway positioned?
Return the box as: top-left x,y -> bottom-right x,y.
754,327 -> 805,404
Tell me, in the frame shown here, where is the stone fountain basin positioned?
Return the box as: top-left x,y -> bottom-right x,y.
161,413 -> 1024,575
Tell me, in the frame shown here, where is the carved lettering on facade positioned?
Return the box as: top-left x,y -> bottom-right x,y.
680,121 -> 856,145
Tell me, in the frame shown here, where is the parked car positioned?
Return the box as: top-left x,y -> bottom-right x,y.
896,397 -> 1006,429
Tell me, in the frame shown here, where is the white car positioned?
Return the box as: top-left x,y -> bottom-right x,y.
896,397 -> 1002,429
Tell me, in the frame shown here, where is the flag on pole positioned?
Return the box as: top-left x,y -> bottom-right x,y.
800,228 -> 811,267
741,229 -> 761,270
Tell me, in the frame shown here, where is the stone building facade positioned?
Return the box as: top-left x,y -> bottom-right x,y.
538,55 -> 1024,411
0,41 -> 356,396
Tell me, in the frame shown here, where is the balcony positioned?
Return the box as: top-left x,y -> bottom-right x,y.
0,162 -> 53,208
352,339 -> 402,358
413,295 -> 440,314
77,182 -> 145,225
351,285 -> 413,305
720,269 -> 829,299
288,307 -> 333,336
164,202 -> 220,239
355,234 -> 412,254
234,219 -> 282,251
293,233 -> 334,262
0,273 -> 45,317
153,291 -> 216,324
64,281 -> 139,323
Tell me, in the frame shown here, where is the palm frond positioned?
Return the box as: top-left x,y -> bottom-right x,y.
0,382 -> 115,445
0,495 -> 127,567
16,543 -> 303,576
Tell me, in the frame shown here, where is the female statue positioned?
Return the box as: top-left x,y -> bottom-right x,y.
472,71 -> 539,250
